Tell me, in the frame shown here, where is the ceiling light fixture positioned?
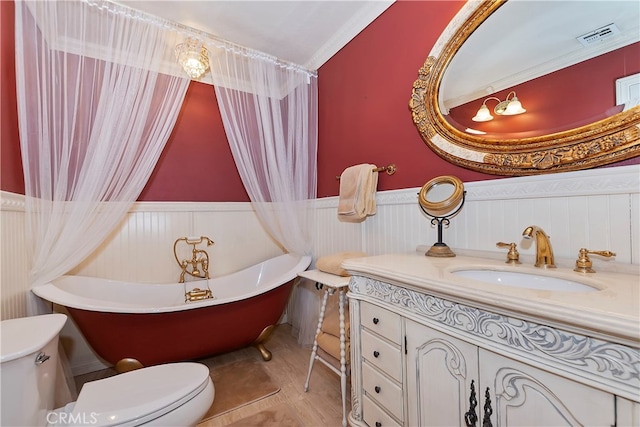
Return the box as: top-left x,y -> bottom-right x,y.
471,91 -> 526,122
175,38 -> 210,80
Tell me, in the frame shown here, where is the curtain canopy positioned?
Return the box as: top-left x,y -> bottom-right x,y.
208,44 -> 318,345
209,45 -> 318,255
16,0 -> 319,347
15,0 -> 191,301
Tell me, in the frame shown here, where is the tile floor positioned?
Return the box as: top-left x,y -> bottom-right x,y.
74,324 -> 350,427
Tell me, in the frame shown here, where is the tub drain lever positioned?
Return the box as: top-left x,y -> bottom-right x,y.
184,286 -> 214,302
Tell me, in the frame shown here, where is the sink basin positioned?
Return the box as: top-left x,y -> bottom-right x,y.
452,269 -> 599,292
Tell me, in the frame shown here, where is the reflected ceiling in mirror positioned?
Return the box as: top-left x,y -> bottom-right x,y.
409,0 -> 640,176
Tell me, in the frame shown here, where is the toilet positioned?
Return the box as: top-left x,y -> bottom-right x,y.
0,314 -> 214,426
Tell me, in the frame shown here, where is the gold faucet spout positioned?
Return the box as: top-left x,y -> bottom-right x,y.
522,226 -> 556,268
174,236 -> 215,283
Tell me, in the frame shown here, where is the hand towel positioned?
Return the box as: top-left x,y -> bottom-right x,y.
337,164 -> 378,222
316,251 -> 367,276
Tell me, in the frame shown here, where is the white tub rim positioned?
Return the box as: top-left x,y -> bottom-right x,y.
31,253 -> 311,314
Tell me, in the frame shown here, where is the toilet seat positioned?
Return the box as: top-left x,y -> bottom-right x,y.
69,362 -> 211,426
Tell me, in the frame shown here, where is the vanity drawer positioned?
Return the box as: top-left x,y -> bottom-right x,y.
361,302 -> 401,344
363,394 -> 401,427
363,361 -> 403,421
361,329 -> 402,382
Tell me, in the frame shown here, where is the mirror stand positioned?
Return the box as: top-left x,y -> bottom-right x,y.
420,191 -> 466,257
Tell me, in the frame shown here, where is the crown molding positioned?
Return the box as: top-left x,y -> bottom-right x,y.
305,1 -> 394,70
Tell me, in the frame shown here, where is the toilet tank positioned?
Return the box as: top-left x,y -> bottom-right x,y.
1,313 -> 67,427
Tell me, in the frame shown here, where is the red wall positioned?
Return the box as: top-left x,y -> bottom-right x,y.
137,83 -> 249,202
1,0 -> 24,195
317,1 -> 498,197
0,0 -> 247,202
2,1 -> 637,200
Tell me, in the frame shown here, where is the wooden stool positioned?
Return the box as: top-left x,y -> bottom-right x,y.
298,269 -> 350,427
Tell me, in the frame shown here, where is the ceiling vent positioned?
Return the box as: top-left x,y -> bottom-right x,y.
577,23 -> 621,46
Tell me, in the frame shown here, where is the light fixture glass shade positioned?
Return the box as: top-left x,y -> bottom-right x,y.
502,96 -> 526,115
175,38 -> 210,79
471,92 -> 526,121
472,104 -> 493,122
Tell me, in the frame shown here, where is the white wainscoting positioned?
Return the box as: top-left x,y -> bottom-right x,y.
70,201 -> 284,281
295,165 -> 639,347
1,164 -> 638,373
313,165 -> 640,266
0,192 -> 29,320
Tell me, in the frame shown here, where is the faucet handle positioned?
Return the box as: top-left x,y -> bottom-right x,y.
574,248 -> 616,273
496,242 -> 521,265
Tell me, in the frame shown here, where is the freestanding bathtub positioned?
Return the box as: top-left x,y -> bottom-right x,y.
32,254 -> 311,368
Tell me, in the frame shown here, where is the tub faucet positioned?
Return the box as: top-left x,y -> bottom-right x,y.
174,236 -> 215,283
522,226 -> 556,268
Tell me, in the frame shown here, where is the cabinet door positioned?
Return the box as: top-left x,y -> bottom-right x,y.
479,349 -> 616,426
406,319 -> 480,427
616,396 -> 640,427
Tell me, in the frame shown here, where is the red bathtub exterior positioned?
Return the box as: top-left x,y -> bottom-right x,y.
67,280 -> 294,366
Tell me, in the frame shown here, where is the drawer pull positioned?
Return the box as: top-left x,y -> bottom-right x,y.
375,422 -> 382,427
373,350 -> 380,358
375,385 -> 381,393
373,317 -> 379,324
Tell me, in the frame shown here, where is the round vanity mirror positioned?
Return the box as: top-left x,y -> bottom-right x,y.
418,176 -> 465,258
418,175 -> 464,217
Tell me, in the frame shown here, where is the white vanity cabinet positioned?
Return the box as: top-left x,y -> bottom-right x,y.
347,269 -> 640,427
405,319 -> 616,426
404,319 -> 478,427
358,302 -> 404,427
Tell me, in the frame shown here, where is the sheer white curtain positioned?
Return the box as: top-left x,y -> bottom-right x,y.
14,0 -> 190,311
208,45 -> 318,344
208,45 -> 318,255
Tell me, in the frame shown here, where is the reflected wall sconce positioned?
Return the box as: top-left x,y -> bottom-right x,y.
175,38 -> 210,80
471,91 -> 526,122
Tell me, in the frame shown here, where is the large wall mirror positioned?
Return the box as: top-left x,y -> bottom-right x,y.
409,0 -> 640,175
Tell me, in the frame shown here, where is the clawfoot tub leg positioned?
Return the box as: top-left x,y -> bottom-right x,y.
115,358 -> 144,373
253,324 -> 276,361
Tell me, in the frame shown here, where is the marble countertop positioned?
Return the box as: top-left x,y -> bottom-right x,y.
342,251 -> 640,347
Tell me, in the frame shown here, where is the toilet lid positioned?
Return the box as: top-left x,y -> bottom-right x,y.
71,362 -> 211,426
0,314 -> 66,363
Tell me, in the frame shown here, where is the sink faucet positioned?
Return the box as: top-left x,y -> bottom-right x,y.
522,226 -> 556,268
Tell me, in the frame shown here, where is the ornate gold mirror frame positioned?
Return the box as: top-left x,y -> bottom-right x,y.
409,0 -> 640,176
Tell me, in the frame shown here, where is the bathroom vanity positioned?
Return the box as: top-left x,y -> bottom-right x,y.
344,252 -> 640,427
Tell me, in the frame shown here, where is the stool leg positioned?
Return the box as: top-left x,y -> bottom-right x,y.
338,289 -> 348,427
304,286 -> 331,391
